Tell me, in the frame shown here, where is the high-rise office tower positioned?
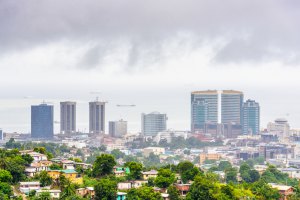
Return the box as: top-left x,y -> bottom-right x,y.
109,119 -> 127,138
242,99 -> 260,135
89,101 -> 106,134
0,129 -> 3,140
31,104 -> 54,139
221,90 -> 243,124
191,99 -> 208,132
60,101 -> 76,134
191,90 -> 218,132
141,112 -> 167,136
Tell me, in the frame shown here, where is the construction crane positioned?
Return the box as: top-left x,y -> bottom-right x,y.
116,104 -> 136,107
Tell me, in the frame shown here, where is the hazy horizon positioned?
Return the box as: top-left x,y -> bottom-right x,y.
1,0 -> 300,133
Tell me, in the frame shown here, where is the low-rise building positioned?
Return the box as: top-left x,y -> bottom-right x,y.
269,183 -> 293,200
143,147 -> 165,157
199,153 -> 221,164
36,189 -> 61,199
19,182 -> 40,194
142,170 -> 158,180
47,169 -> 83,184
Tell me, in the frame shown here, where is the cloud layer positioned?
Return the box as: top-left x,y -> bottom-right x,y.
1,0 -> 300,69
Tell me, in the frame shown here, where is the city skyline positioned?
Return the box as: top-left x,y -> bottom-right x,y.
1,1 -> 300,133
0,88 -> 297,134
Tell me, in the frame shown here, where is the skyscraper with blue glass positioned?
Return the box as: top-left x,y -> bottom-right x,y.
242,99 -> 260,135
191,99 -> 208,132
31,104 -> 54,139
191,90 -> 218,133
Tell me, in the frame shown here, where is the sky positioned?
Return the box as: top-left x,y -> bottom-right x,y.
1,0 -> 300,133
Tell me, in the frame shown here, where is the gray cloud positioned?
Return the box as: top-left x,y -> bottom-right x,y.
1,0 -> 300,67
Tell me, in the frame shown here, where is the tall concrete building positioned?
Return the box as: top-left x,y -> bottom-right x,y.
60,101 -> 76,134
242,99 -> 260,135
89,101 -> 106,134
0,129 -> 3,140
109,119 -> 127,138
221,90 -> 244,124
31,104 -> 54,139
141,112 -> 167,137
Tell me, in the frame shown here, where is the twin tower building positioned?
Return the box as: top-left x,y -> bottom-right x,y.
191,90 -> 260,135
31,101 -> 106,139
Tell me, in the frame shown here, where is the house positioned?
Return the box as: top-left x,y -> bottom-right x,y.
175,183 -> 191,197
161,193 -> 170,200
21,151 -> 48,162
269,184 -> 294,200
47,169 -> 83,184
61,160 -> 75,170
36,189 -> 61,199
117,192 -> 126,200
19,182 -> 40,194
76,187 -> 95,198
25,160 -> 53,177
118,182 -> 132,190
199,153 -> 221,164
143,147 -> 165,157
142,170 -> 158,180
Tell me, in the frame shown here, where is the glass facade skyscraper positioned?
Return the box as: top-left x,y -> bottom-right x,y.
31,104 -> 54,139
242,99 -> 260,135
141,112 -> 167,136
221,90 -> 244,124
191,90 -> 218,133
191,99 -> 208,132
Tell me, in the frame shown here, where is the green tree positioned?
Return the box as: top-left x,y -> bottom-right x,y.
154,169 -> 175,188
225,168 -> 237,183
34,192 -> 51,200
98,145 -> 107,152
38,171 -> 53,187
126,186 -> 163,200
0,170 -> 12,183
49,163 -> 62,170
33,147 -> 46,154
94,178 -> 117,200
111,149 -> 125,159
250,180 -> 280,200
0,182 -> 12,196
92,154 -> 116,177
124,161 -> 143,180
218,161 -> 232,171
177,161 -> 200,183
167,185 -> 180,200
21,154 -> 34,166
186,175 -> 217,200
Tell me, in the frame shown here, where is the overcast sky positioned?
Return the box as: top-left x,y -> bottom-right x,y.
1,0 -> 300,133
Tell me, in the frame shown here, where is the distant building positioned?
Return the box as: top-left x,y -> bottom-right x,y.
109,119 -> 127,138
141,112 -> 167,136
89,101 -> 106,134
31,104 -> 54,139
242,99 -> 260,135
223,122 -> 242,138
191,90 -> 219,132
191,99 -> 208,133
267,118 -> 290,140
221,90 -> 243,124
60,101 -> 76,134
154,130 -> 189,144
199,153 -> 221,164
0,129 -> 3,140
142,147 -> 165,157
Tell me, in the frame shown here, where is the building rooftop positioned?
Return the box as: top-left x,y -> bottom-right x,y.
191,90 -> 218,94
